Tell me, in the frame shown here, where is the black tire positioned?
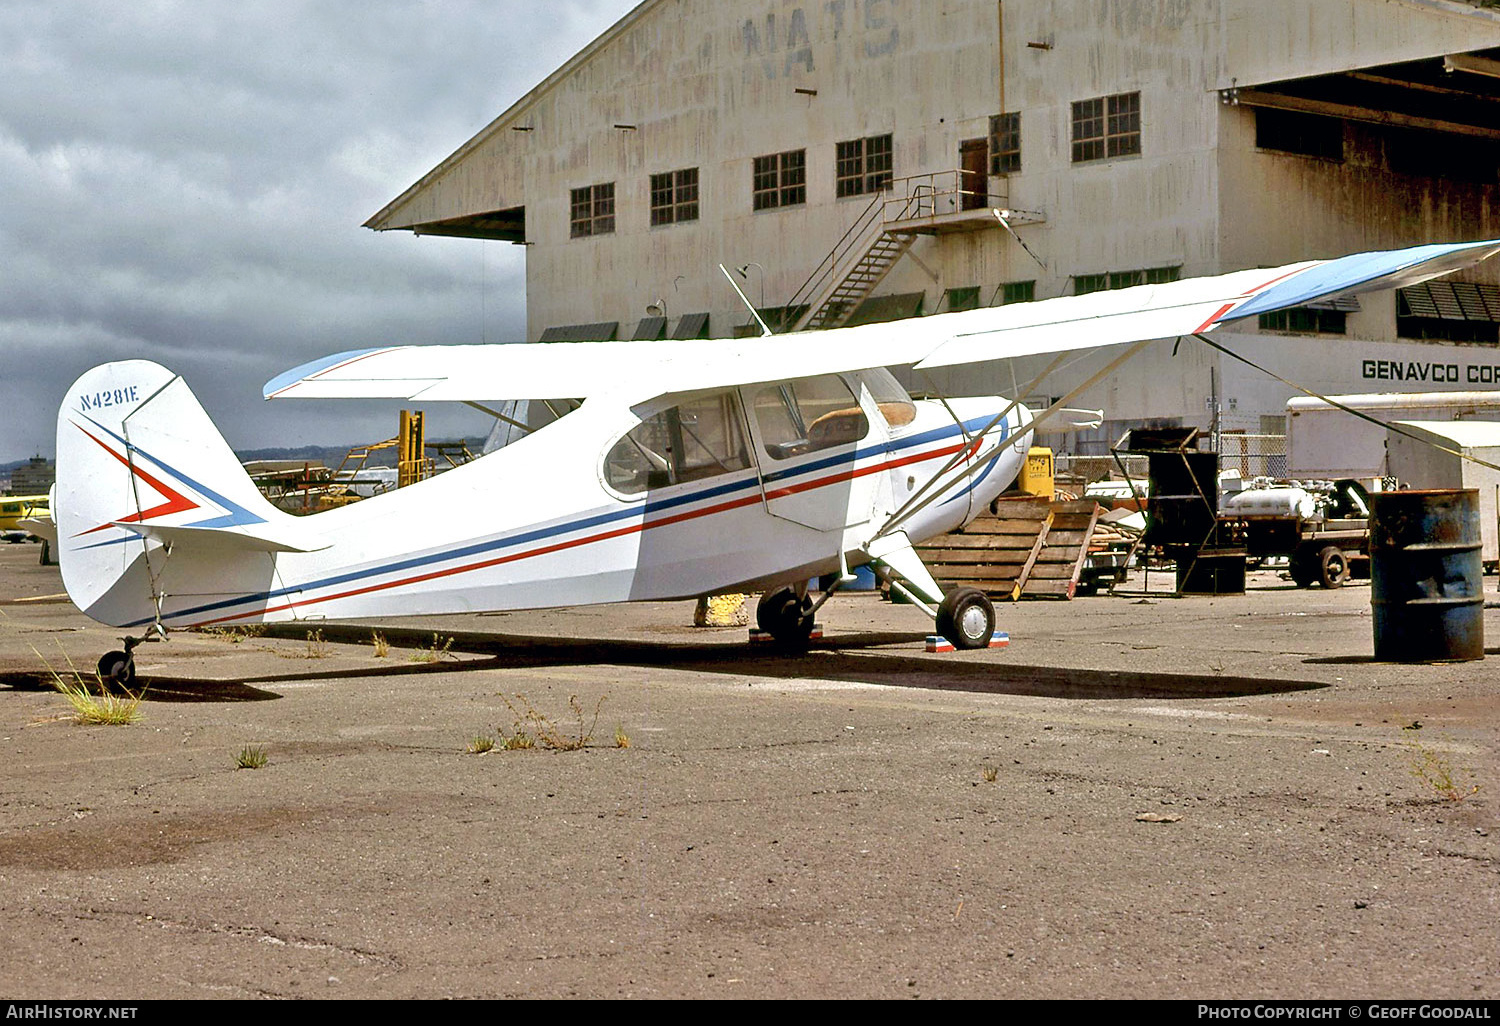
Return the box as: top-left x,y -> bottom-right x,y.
1318,545 -> 1349,589
97,651 -> 136,688
1288,548 -> 1316,588
935,588 -> 995,650
756,588 -> 814,648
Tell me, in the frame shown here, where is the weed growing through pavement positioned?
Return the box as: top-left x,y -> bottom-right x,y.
466,734 -> 495,755
501,730 -> 536,750
235,745 -> 268,769
372,632 -> 390,658
31,643 -> 144,726
304,630 -> 330,659
981,764 -> 999,783
1405,741 -> 1480,802
496,692 -> 608,751
412,633 -> 454,663
196,624 -> 267,645
614,724 -> 631,749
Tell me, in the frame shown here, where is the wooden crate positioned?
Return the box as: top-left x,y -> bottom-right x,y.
915,497 -> 1102,600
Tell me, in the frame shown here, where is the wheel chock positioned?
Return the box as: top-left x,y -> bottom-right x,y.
748,625 -> 824,644
925,631 -> 1010,653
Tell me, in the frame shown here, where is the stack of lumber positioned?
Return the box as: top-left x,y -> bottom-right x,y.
914,497 -> 1103,600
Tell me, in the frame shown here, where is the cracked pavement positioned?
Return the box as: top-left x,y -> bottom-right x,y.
0,545 -> 1495,999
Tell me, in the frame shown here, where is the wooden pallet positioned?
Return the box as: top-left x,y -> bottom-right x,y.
915,497 -> 1102,600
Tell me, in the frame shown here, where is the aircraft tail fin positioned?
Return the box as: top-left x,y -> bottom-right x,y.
56,361 -> 326,626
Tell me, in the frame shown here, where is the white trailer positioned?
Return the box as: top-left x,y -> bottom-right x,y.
1386,420 -> 1500,567
1287,391 -> 1500,480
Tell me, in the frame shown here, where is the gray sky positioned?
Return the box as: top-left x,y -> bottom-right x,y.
0,0 -> 639,463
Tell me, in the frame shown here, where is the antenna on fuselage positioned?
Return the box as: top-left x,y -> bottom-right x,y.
719,264 -> 774,338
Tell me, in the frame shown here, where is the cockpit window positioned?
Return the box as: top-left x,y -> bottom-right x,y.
604,390 -> 750,495
861,368 -> 917,428
751,374 -> 869,461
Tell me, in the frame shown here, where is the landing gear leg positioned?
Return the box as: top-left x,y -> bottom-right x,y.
96,625 -> 165,688
864,531 -> 1000,649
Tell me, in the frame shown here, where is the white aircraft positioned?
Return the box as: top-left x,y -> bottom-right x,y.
54,239 -> 1500,683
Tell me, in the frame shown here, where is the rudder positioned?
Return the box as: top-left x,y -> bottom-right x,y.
56,361 -> 317,628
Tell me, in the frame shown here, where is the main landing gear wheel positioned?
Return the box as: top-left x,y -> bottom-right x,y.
935,587 -> 995,650
756,587 -> 815,649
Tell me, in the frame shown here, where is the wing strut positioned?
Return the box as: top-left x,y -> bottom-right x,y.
867,338 -> 1157,550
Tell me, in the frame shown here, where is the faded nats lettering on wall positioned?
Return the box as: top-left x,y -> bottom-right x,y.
741,0 -> 901,79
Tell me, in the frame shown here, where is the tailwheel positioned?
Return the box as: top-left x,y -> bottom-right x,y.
96,635 -> 143,688
756,587 -> 815,649
96,650 -> 136,688
935,587 -> 995,650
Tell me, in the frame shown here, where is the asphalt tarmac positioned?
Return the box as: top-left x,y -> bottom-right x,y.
0,543 -> 1494,999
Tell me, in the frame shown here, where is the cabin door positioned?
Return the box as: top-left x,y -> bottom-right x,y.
742,374 -> 882,533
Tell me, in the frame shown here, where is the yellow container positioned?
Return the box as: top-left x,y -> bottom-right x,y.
1018,447 -> 1055,500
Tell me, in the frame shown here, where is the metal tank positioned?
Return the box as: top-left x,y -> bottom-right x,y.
1370,489 -> 1485,663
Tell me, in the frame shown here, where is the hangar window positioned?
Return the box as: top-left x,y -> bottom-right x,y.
604,391 -> 751,495
753,150 -> 806,210
1075,266 -> 1177,295
1259,307 -> 1348,335
1072,92 -> 1140,163
752,375 -> 869,460
998,280 -> 1036,305
569,182 -> 615,238
650,168 -> 699,227
836,134 -> 893,198
989,112 -> 1020,175
1073,274 -> 1108,296
1397,282 -> 1500,344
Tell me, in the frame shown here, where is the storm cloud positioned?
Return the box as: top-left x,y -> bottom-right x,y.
0,0 -> 637,462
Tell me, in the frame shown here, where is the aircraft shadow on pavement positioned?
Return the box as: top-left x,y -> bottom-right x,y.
286,623 -> 1326,701
1,628 -> 1326,703
0,658 -> 508,703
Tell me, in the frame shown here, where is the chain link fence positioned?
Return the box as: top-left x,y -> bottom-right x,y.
1053,434 -> 1287,492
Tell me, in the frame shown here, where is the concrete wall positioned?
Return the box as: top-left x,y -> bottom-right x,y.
370,0 -> 1500,434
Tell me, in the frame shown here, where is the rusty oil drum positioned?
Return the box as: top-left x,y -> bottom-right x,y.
1370,489 -> 1485,662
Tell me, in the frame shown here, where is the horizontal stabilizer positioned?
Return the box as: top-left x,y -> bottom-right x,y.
110,520 -> 329,554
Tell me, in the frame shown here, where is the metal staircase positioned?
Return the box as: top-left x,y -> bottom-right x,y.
782,170 -> 1036,333
797,230 -> 915,331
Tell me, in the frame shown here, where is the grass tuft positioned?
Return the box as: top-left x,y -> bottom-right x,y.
466,734 -> 495,755
235,745 -> 268,770
304,630 -> 329,659
32,644 -> 144,726
614,724 -> 631,749
412,633 -> 454,663
372,632 -> 390,658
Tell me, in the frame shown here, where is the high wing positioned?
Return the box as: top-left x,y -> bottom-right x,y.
264,239 -> 1500,404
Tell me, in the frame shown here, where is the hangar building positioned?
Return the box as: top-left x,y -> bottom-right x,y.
367,0 -> 1500,453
